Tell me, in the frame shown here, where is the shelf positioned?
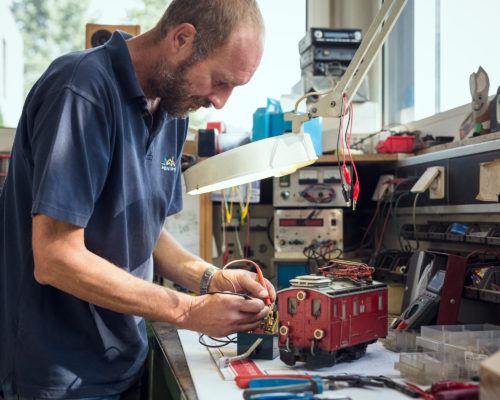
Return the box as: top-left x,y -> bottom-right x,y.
316,153 -> 411,164
463,286 -> 500,303
415,130 -> 500,156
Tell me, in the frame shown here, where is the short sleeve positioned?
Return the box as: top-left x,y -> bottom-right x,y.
31,87 -> 112,227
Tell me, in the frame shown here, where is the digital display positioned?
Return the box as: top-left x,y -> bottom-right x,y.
279,218 -> 324,227
324,31 -> 351,39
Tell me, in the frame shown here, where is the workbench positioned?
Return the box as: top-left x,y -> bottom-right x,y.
150,322 -> 419,400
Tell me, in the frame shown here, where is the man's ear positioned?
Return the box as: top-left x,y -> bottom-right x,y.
169,22 -> 196,54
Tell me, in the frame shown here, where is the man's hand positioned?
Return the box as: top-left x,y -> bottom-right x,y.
208,268 -> 276,304
180,293 -> 270,337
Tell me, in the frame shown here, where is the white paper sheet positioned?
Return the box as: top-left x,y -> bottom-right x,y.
177,329 -> 414,400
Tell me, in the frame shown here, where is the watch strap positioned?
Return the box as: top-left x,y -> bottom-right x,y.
200,265 -> 220,294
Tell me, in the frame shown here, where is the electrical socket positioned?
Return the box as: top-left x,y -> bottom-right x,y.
411,166 -> 441,194
429,166 -> 445,199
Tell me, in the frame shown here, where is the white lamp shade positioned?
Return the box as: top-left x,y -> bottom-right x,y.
183,133 -> 318,195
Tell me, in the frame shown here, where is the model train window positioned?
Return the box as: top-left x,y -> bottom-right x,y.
360,304 -> 365,313
333,303 -> 338,317
378,294 -> 383,310
288,297 -> 297,315
342,301 -> 347,319
311,299 -> 321,318
353,299 -> 358,316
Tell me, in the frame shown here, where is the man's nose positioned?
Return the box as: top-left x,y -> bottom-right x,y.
209,87 -> 234,109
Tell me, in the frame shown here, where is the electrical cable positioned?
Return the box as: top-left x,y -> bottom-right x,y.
466,248 -> 500,260
351,122 -> 411,149
299,183 -> 336,204
319,259 -> 375,281
266,215 -> 274,247
392,189 -> 413,251
216,338 -> 263,369
336,94 -> 349,202
244,213 -> 251,269
293,88 -> 332,114
389,179 -> 411,251
359,183 -> 390,257
412,192 -> 421,249
198,334 -> 237,348
220,193 -> 230,265
370,202 -> 393,265
346,101 -> 360,208
221,259 -> 272,306
340,94 -> 351,191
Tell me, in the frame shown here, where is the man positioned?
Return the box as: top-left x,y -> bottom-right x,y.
0,0 -> 275,398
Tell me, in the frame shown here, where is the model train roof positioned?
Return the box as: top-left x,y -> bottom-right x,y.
279,274 -> 387,297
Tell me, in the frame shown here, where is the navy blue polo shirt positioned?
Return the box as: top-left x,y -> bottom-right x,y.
0,31 -> 187,397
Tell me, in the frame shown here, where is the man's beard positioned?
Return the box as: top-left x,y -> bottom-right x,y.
146,58 -> 212,119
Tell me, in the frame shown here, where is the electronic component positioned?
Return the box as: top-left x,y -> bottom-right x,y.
274,208 -> 343,259
298,28 -> 362,55
391,269 -> 447,330
273,166 -> 350,208
212,204 -> 274,279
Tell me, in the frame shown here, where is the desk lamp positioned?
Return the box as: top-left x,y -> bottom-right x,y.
184,0 -> 408,195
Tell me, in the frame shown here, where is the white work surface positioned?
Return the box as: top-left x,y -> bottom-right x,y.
178,330 -> 415,400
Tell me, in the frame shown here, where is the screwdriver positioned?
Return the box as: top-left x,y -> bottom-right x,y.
242,377 -> 324,400
235,375 -> 314,389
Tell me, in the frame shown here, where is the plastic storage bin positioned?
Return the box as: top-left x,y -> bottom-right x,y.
375,135 -> 415,153
395,324 -> 500,384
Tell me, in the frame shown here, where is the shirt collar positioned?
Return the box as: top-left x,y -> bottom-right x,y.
104,30 -> 144,100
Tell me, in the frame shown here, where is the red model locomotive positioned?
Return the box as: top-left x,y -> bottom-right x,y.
277,269 -> 388,369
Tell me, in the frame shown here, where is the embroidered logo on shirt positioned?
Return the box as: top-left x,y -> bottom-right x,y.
161,157 -> 177,172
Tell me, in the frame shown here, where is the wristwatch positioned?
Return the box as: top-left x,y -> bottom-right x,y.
200,265 -> 220,295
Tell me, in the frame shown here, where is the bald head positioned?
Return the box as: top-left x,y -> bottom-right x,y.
155,0 -> 265,62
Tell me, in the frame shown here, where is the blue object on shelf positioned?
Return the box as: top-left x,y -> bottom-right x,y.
450,223 -> 469,235
252,98 -> 282,142
302,117 -> 322,156
252,98 -> 322,155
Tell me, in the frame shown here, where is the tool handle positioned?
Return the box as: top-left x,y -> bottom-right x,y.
246,392 -> 317,400
243,379 -> 322,400
249,378 -> 310,388
434,388 -> 479,400
235,375 -> 314,389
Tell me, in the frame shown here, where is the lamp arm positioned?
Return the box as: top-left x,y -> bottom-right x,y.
288,0 -> 408,133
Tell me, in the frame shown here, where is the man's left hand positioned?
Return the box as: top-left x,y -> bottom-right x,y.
208,268 -> 276,304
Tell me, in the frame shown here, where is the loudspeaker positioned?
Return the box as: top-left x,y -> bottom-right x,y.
85,24 -> 141,49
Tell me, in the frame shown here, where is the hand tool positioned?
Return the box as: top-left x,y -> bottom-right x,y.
430,381 -> 478,394
246,393 -> 351,400
433,388 -> 479,400
404,382 -> 435,400
242,377 -> 324,400
235,374 -> 314,389
370,375 -> 421,397
323,375 -> 384,388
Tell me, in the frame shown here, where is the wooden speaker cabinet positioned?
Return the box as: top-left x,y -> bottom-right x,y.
85,24 -> 141,49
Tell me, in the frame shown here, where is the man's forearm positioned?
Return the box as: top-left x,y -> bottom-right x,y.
33,214 -> 194,324
153,228 -> 213,293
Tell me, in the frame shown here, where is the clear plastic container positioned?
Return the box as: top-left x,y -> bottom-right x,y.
395,352 -> 456,385
382,330 -> 419,352
395,324 -> 500,384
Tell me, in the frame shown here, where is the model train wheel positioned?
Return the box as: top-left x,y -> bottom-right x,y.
349,343 -> 368,360
279,349 -> 297,366
305,350 -> 337,369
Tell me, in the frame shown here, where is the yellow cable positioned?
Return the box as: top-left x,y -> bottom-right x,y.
293,88 -> 333,114
223,187 -> 234,224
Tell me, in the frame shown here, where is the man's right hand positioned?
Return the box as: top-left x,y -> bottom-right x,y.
179,292 -> 270,337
